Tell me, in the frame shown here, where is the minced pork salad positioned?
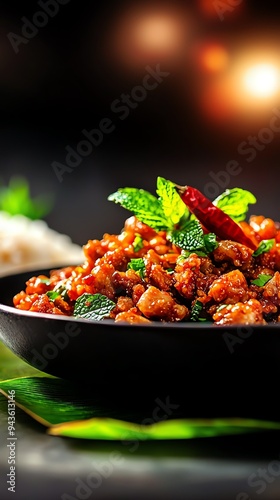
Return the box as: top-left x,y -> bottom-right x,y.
13,177 -> 280,326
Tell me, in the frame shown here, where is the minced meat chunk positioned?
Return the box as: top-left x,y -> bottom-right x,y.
208,270 -> 249,304
212,299 -> 266,325
136,285 -> 188,321
262,271 -> 280,306
212,240 -> 253,269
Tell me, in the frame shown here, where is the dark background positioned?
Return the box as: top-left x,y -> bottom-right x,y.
0,0 -> 280,245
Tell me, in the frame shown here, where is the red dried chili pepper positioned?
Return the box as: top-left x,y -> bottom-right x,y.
175,184 -> 257,250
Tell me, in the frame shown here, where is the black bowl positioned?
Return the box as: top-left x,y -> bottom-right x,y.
0,268 -> 280,419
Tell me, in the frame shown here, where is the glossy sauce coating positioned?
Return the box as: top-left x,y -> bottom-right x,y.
13,215 -> 280,325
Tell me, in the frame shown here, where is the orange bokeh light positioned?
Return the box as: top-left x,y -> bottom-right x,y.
107,6 -> 190,69
197,41 -> 280,127
243,63 -> 280,98
133,13 -> 183,56
199,43 -> 229,73
232,51 -> 280,111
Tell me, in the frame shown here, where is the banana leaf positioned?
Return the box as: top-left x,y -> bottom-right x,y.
1,341 -> 280,440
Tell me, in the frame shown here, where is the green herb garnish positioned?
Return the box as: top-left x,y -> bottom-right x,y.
169,220 -> 218,255
132,234 -> 144,252
156,176 -> 189,225
251,274 -> 272,286
203,232 -> 219,254
190,300 -> 204,322
127,258 -> 146,279
47,285 -> 69,301
108,178 -> 218,255
108,177 -> 189,232
168,220 -> 203,251
108,187 -> 169,231
51,284 -> 70,301
213,188 -> 256,222
73,293 -> 115,321
46,291 -> 60,301
108,179 -> 256,256
253,239 -> 275,257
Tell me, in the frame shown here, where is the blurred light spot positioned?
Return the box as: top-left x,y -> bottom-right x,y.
134,14 -> 182,55
243,63 -> 279,98
231,47 -> 280,115
108,6 -> 190,70
199,46 -> 280,130
199,43 -> 229,73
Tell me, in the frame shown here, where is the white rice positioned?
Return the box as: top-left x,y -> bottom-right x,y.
0,211 -> 84,276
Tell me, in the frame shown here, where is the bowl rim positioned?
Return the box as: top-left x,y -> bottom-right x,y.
1,302 -> 280,331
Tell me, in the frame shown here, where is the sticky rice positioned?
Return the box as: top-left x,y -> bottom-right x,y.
0,211 -> 83,276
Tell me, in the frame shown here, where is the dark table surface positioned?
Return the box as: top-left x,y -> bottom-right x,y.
1,395 -> 280,500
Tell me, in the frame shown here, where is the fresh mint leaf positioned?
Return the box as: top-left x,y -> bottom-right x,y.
213,188 -> 256,222
46,291 -> 60,301
251,274 -> 273,286
74,293 -> 115,321
108,187 -> 170,230
108,177 -> 191,232
169,220 -> 204,251
190,300 -> 203,322
156,177 -> 189,226
52,284 -> 69,301
127,258 -> 146,279
169,220 -> 218,255
47,286 -> 69,301
132,234 -> 144,252
253,239 -> 275,257
203,233 -> 219,253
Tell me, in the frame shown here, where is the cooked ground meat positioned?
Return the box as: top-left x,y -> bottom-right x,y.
212,299 -> 266,325
12,215 -> 280,325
